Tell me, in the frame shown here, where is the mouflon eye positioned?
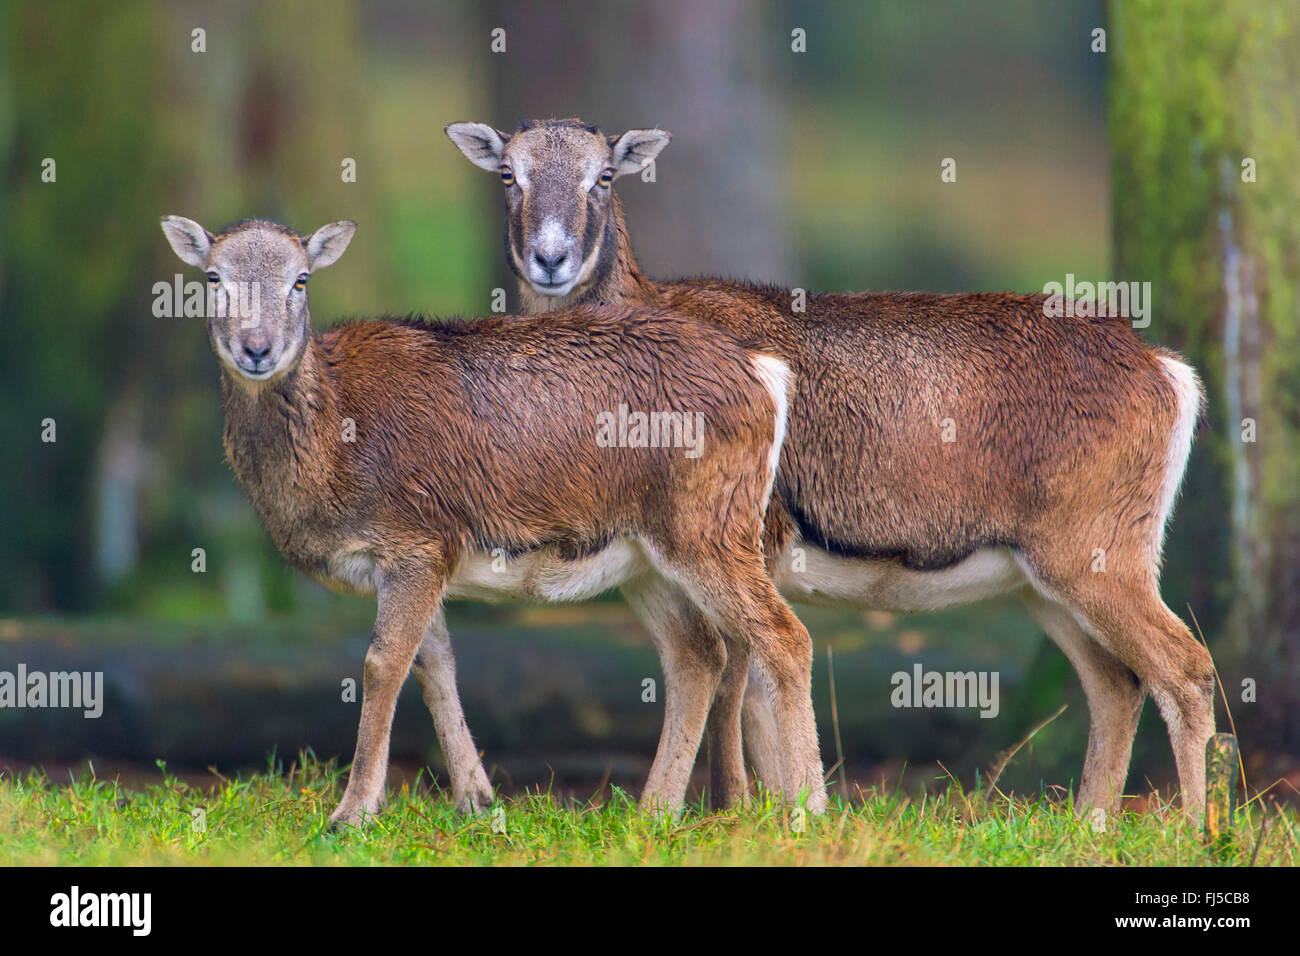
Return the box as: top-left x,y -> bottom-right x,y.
597,168 -> 614,187
293,274 -> 308,291
207,271 -> 220,285
500,166 -> 515,186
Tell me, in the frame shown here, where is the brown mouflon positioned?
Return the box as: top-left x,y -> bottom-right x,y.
448,118 -> 1212,816
161,214 -> 826,824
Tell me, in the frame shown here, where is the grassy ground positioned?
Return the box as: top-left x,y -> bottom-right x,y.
2,755 -> 1296,866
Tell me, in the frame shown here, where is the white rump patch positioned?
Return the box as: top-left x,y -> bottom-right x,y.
749,354 -> 792,510
1153,355 -> 1204,559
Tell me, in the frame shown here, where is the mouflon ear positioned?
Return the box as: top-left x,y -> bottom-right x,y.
608,128 -> 671,176
303,220 -> 357,270
160,215 -> 213,268
445,122 -> 510,171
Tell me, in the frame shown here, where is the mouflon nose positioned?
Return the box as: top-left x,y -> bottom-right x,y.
532,250 -> 568,274
243,343 -> 272,362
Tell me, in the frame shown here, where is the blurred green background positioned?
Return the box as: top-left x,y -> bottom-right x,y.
1,0 -> 1296,803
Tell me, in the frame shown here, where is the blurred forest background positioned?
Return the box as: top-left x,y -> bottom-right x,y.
1,0 -> 1296,803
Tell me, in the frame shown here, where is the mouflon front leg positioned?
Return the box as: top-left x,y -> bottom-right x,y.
331,565 -> 444,828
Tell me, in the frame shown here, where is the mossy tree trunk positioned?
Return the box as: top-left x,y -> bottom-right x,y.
1110,1 -> 1300,755
0,2 -> 167,610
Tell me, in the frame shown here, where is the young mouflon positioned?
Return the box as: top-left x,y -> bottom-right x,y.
160,214 -> 825,825
447,117 -> 1213,816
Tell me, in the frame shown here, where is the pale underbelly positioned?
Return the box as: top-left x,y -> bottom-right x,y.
444,541 -> 649,603
323,540 -> 651,604
324,537 -> 1024,613
772,541 -> 1026,612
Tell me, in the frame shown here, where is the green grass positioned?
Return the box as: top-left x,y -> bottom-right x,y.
2,755 -> 1296,866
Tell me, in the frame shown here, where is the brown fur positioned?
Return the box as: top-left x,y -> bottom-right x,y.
162,215 -> 828,825
224,311 -> 778,581
449,118 -> 1216,815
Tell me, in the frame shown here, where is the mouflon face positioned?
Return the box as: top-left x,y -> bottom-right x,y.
160,215 -> 355,382
446,118 -> 669,298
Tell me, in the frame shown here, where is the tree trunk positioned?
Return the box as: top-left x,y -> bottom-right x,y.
1109,0 -> 1300,761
